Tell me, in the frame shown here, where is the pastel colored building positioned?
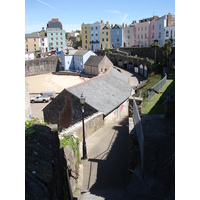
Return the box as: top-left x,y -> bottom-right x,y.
25,33 -> 40,52
135,18 -> 152,47
90,20 -> 104,51
100,22 -> 111,49
165,25 -> 175,46
149,16 -> 159,45
156,13 -> 174,46
122,23 -> 135,47
111,24 -> 123,48
46,18 -> 66,52
81,23 -> 91,50
74,50 -> 96,72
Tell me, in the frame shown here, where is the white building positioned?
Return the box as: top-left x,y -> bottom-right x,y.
122,24 -> 135,47
39,36 -> 48,53
164,24 -> 175,46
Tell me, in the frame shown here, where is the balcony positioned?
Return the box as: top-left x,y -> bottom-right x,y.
90,40 -> 99,44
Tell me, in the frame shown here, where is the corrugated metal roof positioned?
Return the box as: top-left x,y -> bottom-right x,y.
67,68 -> 132,115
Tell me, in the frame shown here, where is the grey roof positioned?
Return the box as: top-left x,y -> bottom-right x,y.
67,68 -> 132,115
25,33 -> 39,38
84,56 -> 104,67
74,50 -> 89,56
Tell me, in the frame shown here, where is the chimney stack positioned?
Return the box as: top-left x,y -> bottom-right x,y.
125,24 -> 127,27
106,21 -> 109,25
111,24 -> 113,28
52,18 -> 59,22
122,23 -> 124,28
167,13 -> 172,26
101,20 -> 104,24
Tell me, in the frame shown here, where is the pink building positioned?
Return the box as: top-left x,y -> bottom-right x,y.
149,16 -> 159,44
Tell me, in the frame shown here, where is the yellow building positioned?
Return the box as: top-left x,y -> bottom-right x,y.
81,23 -> 90,50
100,22 -> 111,49
25,33 -> 40,52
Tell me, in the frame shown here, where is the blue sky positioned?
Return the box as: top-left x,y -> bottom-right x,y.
25,0 -> 175,33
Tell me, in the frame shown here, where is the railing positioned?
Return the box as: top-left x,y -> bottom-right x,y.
133,97 -> 144,177
148,71 -> 167,101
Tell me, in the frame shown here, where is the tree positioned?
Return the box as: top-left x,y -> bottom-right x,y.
162,40 -> 172,66
151,40 -> 160,63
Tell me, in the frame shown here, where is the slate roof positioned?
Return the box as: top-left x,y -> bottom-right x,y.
67,68 -> 132,115
84,56 -> 104,67
25,33 -> 40,38
74,50 -> 89,56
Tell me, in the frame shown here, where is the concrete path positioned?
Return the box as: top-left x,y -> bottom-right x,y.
80,118 -> 130,200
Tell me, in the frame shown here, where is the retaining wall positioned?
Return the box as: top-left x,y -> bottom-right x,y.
25,55 -> 61,76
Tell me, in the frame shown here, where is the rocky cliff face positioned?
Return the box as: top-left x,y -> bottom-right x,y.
25,125 -> 70,200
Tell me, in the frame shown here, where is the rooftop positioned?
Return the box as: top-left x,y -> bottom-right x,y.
67,67 -> 132,115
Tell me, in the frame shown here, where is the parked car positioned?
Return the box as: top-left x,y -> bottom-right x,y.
40,91 -> 56,99
30,95 -> 50,103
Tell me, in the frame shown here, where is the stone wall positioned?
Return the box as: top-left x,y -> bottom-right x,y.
60,112 -> 104,142
25,124 -> 70,199
104,99 -> 129,124
25,55 -> 61,76
43,89 -> 99,130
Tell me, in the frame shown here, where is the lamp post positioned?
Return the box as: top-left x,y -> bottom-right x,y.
80,93 -> 87,160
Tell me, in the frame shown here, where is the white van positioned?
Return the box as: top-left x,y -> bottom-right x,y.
40,91 -> 56,99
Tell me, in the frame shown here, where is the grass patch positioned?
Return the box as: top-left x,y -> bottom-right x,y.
142,72 -> 175,114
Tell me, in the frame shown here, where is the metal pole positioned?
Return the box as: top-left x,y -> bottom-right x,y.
82,105 -> 87,160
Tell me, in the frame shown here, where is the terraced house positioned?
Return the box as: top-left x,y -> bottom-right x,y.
46,18 -> 66,52
111,24 -> 123,48
100,22 -> 111,49
81,23 -> 91,50
90,20 -> 104,51
25,33 -> 40,52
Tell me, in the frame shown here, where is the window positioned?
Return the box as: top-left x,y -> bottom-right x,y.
96,27 -> 98,30
106,32 -> 108,35
96,34 -> 98,36
61,37 -> 63,40
26,39 -> 28,42
102,32 -> 104,35
34,44 -> 36,47
56,37 -> 58,40
106,38 -> 108,41
51,33 -> 53,36
152,33 -> 154,38
60,33 -> 62,36
117,31 -> 119,35
117,38 -> 119,42
85,35 -> 87,39
141,27 -> 143,31
141,34 -> 143,39
158,32 -> 161,38
152,25 -> 155,30
34,38 -> 36,42
51,42 -> 53,46
85,30 -> 87,34
51,38 -> 53,41
138,35 -> 140,39
138,27 -> 140,31
159,24 -> 161,29
166,30 -> 169,37
56,33 -> 58,35
61,42 -> 63,45
56,42 -> 58,45
145,34 -> 147,39
145,26 -> 147,30
102,38 -> 104,42
91,27 -> 93,30
128,30 -> 130,34
128,36 -> 130,39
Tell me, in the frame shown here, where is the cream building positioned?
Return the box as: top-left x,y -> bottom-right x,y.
25,33 -> 40,52
100,22 -> 111,49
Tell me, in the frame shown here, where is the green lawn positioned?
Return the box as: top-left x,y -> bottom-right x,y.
142,72 -> 175,114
